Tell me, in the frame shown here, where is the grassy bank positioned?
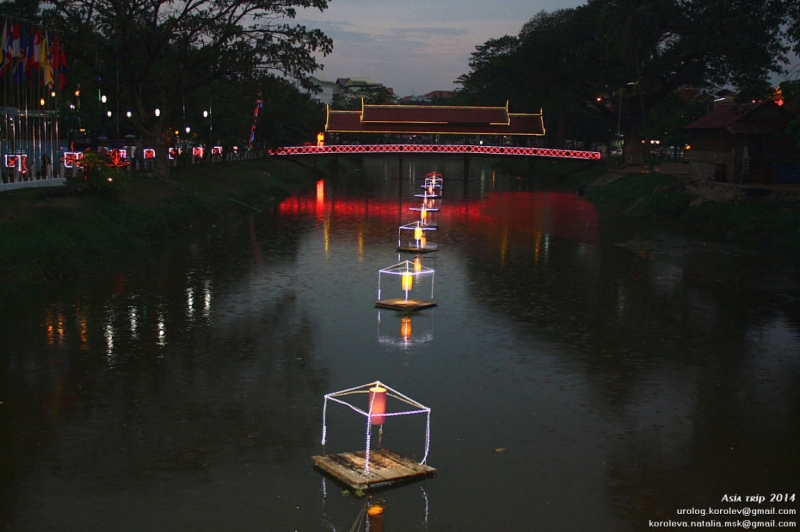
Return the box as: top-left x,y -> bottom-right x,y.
584,170 -> 800,257
0,158 -> 323,293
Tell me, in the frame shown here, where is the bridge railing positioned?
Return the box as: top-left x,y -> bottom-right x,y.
268,144 -> 601,160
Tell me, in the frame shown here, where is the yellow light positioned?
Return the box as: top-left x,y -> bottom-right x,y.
400,317 -> 412,340
414,257 -> 422,272
367,504 -> 385,517
421,208 -> 427,221
401,272 -> 413,291
74,89 -> 80,97
414,226 -> 423,241
40,98 -> 45,106
420,234 -> 427,247
685,144 -> 691,150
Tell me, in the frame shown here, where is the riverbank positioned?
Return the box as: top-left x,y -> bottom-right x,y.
583,162 -> 800,257
0,158 -> 324,294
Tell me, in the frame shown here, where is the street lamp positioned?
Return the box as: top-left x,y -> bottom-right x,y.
155,108 -> 160,117
203,107 -> 212,145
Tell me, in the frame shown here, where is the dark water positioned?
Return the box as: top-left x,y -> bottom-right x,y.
1,157 -> 798,531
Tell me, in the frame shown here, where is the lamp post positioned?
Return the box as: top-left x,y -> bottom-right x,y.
203,105 -> 212,146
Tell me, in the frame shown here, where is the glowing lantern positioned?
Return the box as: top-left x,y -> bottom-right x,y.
368,504 -> 384,517
401,272 -> 413,292
420,234 -> 427,247
400,317 -> 412,340
367,504 -> 385,532
368,386 -> 387,425
414,257 -> 422,272
420,207 -> 427,221
414,225 -> 423,241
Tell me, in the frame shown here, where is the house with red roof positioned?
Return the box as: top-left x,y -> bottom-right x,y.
684,100 -> 798,183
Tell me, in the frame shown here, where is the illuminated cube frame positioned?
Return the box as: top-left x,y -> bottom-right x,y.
321,380 -> 431,475
419,174 -> 443,198
377,260 -> 435,306
409,201 -> 439,213
397,221 -> 438,252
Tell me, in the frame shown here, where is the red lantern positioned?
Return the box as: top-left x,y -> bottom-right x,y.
368,386 -> 387,425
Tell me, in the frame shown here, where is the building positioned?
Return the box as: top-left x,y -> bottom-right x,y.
332,78 -> 395,107
684,100 -> 798,183
398,91 -> 454,105
307,76 -> 335,105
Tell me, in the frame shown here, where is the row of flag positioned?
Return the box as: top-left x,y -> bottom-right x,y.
0,17 -> 67,90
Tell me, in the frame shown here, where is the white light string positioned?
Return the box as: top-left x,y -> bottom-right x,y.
320,380 -> 432,475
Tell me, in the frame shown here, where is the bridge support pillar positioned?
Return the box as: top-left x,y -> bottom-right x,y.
527,156 -> 536,179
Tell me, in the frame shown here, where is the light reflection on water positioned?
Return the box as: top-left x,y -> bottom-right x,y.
1,158 -> 799,531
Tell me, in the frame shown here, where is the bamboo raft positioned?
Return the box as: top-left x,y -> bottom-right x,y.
312,448 -> 437,491
375,298 -> 437,311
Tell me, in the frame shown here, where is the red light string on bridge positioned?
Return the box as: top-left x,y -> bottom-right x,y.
269,144 -> 601,160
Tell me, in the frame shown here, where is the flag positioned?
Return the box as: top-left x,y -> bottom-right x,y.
0,19 -> 7,76
25,28 -> 36,76
10,23 -> 19,60
32,29 -> 41,79
40,30 -> 53,88
12,26 -> 26,84
57,38 -> 66,90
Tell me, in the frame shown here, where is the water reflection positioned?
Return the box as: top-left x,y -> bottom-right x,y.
377,311 -> 434,350
319,478 -> 430,531
2,158 -> 798,531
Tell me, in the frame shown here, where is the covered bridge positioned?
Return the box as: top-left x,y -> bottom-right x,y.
325,102 -> 545,140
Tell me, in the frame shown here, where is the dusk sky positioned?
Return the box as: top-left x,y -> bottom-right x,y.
295,0 -> 586,98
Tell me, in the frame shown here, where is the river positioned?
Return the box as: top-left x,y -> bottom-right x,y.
1,157 -> 798,531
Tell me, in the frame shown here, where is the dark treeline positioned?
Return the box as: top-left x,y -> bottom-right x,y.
0,0 -> 333,176
453,0 -> 800,163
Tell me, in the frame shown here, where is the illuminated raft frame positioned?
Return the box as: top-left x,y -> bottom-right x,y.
397,221 -> 437,253
376,260 -> 436,310
317,380 -> 433,478
409,201 -> 440,213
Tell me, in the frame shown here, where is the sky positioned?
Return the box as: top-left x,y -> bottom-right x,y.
294,0 -> 586,98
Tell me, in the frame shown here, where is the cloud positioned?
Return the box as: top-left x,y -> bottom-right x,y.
295,0 -> 586,97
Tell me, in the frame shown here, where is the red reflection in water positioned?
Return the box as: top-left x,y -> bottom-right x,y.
279,190 -> 598,244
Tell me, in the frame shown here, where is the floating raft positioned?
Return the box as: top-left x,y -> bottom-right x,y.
375,298 -> 437,311
312,449 -> 437,491
396,243 -> 438,254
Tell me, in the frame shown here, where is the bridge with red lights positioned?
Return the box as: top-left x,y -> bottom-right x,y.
269,144 -> 601,161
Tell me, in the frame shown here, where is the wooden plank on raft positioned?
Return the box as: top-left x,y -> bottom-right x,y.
312,449 -> 437,491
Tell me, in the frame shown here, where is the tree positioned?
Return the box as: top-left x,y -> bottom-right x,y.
332,85 -> 397,110
43,0 -> 333,175
455,0 -> 793,161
